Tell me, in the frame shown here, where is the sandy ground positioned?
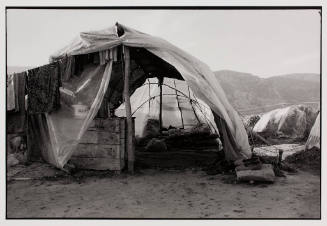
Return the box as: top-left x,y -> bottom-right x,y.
7,166 -> 320,218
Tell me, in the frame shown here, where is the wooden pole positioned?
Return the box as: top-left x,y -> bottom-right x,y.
159,77 -> 163,133
174,80 -> 184,129
278,149 -> 283,166
252,131 -> 274,146
148,78 -> 151,111
123,46 -> 134,174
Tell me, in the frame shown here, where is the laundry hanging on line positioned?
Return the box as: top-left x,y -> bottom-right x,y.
58,56 -> 75,82
7,74 -> 15,111
7,71 -> 27,133
27,62 -> 61,114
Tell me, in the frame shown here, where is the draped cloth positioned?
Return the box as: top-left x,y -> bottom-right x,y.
7,72 -> 27,134
35,59 -> 113,168
7,74 -> 15,111
27,62 -> 61,114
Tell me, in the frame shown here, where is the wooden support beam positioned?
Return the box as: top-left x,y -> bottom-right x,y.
252,131 -> 273,146
174,80 -> 184,129
148,78 -> 151,111
158,77 -> 163,132
123,46 -> 134,174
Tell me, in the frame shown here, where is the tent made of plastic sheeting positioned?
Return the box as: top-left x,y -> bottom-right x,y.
39,23 -> 251,169
30,62 -> 112,168
115,77 -> 218,137
305,112 -> 320,150
253,105 -> 318,139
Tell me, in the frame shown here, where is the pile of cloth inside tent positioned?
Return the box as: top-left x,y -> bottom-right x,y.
115,77 -> 221,151
138,121 -> 221,151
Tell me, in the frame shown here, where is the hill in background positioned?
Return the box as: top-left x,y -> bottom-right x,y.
214,70 -> 320,115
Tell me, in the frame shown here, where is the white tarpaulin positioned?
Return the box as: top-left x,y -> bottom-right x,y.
253,105 -> 318,139
42,59 -> 113,168
115,77 -> 218,137
48,23 -> 251,166
305,112 -> 320,150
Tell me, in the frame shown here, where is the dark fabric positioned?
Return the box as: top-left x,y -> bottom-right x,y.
7,72 -> 27,134
27,114 -> 53,162
214,112 -> 247,161
107,60 -> 147,110
7,74 -> 15,111
96,97 -> 108,118
75,55 -> 85,75
27,62 -> 61,114
58,56 -> 75,82
14,73 -> 20,112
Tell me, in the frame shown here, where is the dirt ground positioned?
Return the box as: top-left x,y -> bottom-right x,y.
6,165 -> 320,218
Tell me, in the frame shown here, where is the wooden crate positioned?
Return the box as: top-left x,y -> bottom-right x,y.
70,117 -> 134,171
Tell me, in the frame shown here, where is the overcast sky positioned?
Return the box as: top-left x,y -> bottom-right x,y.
7,9 -> 320,77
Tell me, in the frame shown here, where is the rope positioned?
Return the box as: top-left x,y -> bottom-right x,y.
147,78 -> 151,111
190,93 -> 219,136
131,93 -> 186,115
188,86 -> 201,123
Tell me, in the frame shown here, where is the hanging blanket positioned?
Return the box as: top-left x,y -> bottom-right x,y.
7,72 -> 27,133
27,62 -> 61,114
7,74 -> 15,111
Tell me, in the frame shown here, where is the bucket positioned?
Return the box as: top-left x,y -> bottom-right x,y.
72,104 -> 89,118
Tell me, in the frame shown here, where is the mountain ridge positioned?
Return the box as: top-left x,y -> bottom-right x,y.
214,70 -> 320,115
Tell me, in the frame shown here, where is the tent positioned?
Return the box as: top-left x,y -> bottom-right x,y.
305,112 -> 320,150
28,23 -> 251,169
115,77 -> 218,137
253,105 -> 318,139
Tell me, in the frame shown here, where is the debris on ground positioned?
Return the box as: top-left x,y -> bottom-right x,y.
203,151 -> 235,175
233,156 -> 276,183
204,159 -> 235,175
7,161 -> 68,181
236,164 -> 275,183
284,147 -> 321,174
254,154 -> 296,177
234,156 -> 262,171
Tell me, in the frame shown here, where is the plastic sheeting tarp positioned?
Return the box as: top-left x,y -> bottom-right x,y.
7,74 -> 15,111
51,23 -> 251,162
305,112 -> 320,150
41,59 -> 113,168
115,78 -> 218,137
253,105 -> 318,139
